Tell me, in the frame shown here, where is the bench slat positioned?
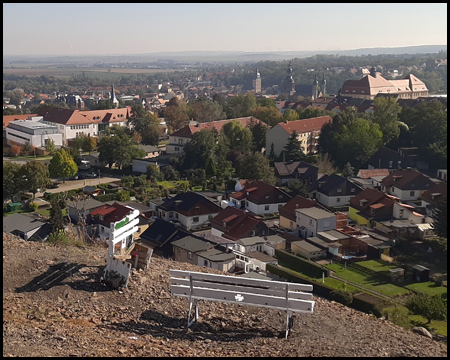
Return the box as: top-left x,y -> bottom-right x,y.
171,277 -> 313,300
169,269 -> 313,292
171,284 -> 315,313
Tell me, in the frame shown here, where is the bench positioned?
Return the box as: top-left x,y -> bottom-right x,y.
169,269 -> 315,338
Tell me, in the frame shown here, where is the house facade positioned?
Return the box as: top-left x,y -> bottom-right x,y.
380,169 -> 437,201
312,174 -> 363,208
265,116 -> 332,157
5,117 -> 63,148
296,207 -> 336,238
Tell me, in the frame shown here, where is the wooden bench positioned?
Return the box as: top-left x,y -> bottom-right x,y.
169,269 -> 315,338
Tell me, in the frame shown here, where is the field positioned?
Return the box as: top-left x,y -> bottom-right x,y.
3,66 -> 180,79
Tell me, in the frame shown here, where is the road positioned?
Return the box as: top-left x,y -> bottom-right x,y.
34,175 -> 123,198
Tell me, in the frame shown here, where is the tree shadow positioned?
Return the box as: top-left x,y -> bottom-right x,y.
15,261 -> 110,293
100,309 -> 284,341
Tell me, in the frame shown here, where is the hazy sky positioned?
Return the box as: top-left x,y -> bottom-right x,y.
3,3 -> 447,56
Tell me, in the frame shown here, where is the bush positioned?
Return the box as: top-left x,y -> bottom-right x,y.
29,202 -> 39,212
406,293 -> 447,323
330,290 -> 353,306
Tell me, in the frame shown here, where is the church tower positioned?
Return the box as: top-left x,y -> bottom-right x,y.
283,61 -> 296,95
320,74 -> 326,96
312,76 -> 319,100
253,68 -> 262,94
111,84 -> 119,107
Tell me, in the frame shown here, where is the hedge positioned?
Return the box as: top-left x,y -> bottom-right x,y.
275,249 -> 329,278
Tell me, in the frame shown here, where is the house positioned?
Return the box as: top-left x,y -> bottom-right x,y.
152,191 -> 221,230
67,197 -> 104,224
312,174 -> 363,208
273,160 -> 319,189
348,188 -> 397,226
3,213 -> 50,241
36,106 -> 132,145
139,218 -> 192,258
244,250 -> 278,273
88,202 -> 140,247
166,116 -> 262,154
265,115 -> 332,157
296,207 -> 336,238
380,169 -> 437,201
137,144 -> 161,158
291,240 -> 326,260
356,169 -> 390,180
210,206 -> 274,241
228,180 -> 292,216
3,113 -> 38,138
279,195 -> 322,231
365,147 -> 406,170
171,235 -> 217,265
419,181 -> 447,217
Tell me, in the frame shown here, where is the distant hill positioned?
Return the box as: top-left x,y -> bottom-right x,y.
3,45 -> 447,65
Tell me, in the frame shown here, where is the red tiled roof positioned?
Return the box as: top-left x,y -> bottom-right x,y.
357,169 -> 390,179
3,114 -> 38,129
279,195 -> 318,222
278,116 -> 332,135
229,180 -> 291,205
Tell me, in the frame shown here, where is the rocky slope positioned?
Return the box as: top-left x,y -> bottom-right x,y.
3,233 -> 447,357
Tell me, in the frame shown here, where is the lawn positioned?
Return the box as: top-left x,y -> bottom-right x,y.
326,263 -> 410,297
405,282 -> 448,298
355,259 -> 399,273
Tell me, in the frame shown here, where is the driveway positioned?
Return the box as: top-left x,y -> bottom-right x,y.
34,175 -> 123,198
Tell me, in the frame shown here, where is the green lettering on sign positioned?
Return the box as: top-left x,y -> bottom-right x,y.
115,216 -> 130,230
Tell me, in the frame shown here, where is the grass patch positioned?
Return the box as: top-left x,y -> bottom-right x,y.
405,282 -> 448,298
325,263 -> 410,297
409,315 -> 448,337
355,259 -> 399,272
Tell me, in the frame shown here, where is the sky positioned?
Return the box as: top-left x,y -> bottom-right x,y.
3,3 -> 447,56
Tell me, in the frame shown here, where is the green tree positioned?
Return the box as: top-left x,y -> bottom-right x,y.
45,138 -> 57,154
163,98 -> 189,132
20,160 -> 50,199
147,164 -> 163,181
296,107 -> 331,120
183,130 -> 217,170
372,96 -> 402,145
282,108 -> 299,122
189,97 -> 226,123
7,89 -> 25,106
432,198 -> 447,239
48,148 -> 78,183
342,162 -> 355,177
49,198 -> 65,232
116,190 -> 131,201
406,293 -> 447,324
249,106 -> 282,127
227,93 -> 257,117
250,121 -> 269,153
283,130 -> 306,162
221,120 -> 253,153
3,161 -> 23,202
237,152 -> 277,185
285,179 -> 310,198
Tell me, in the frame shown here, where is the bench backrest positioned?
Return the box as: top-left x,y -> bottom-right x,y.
169,269 -> 315,314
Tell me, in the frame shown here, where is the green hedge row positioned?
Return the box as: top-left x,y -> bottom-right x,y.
275,249 -> 329,278
96,193 -> 117,202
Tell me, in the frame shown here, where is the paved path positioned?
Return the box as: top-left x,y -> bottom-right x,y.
34,175 -> 122,198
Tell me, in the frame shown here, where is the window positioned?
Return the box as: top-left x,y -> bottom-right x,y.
337,189 -> 342,193
188,252 -> 193,259
336,198 -> 341,203
204,259 -> 209,267
175,213 -> 179,219
193,217 -> 199,223
265,205 -> 269,210
309,219 -> 314,226
389,161 -> 393,168
410,191 -> 415,197
177,248 -> 181,254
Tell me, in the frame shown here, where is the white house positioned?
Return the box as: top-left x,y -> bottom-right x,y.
296,207 -> 336,238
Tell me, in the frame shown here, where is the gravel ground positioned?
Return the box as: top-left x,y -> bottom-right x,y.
3,233 -> 447,357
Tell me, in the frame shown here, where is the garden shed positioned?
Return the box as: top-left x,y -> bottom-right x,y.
7,202 -> 22,212
411,264 -> 430,282
389,268 -> 405,282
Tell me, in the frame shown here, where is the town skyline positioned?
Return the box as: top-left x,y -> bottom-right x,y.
3,3 -> 447,56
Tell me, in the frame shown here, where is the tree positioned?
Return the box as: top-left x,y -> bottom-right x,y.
163,98 -> 189,132
250,121 -> 268,153
45,138 -> 57,154
48,148 -> 78,183
282,108 -> 299,122
342,162 -> 355,177
406,293 -> 447,324
189,98 -> 226,123
49,198 -> 65,232
432,198 -> 447,239
249,106 -> 282,127
183,130 -> 217,170
283,130 -> 306,162
372,96 -> 402,145
3,161 -> 23,202
315,153 -> 338,175
296,107 -> 331,120
98,133 -> 145,170
7,89 -> 25,106
227,93 -> 257,117
285,179 -> 310,198
20,160 -> 50,199
237,152 -> 277,185
221,120 -> 253,153
147,164 -> 163,181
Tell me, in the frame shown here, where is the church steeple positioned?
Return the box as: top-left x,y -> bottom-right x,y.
253,68 -> 262,93
283,60 -> 295,95
111,84 -> 119,107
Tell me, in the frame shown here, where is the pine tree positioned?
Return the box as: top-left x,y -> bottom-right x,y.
432,198 -> 447,239
283,130 -> 305,162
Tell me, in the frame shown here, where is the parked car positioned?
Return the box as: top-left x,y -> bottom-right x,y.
84,172 -> 98,178
49,182 -> 60,189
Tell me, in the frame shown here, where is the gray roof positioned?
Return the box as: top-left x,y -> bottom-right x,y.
171,236 -> 215,253
317,230 -> 351,241
67,198 -> 104,210
197,248 -> 236,262
305,236 -> 331,249
246,250 -> 277,263
296,207 -> 334,220
237,236 -> 267,246
291,240 -> 322,253
3,213 -> 46,234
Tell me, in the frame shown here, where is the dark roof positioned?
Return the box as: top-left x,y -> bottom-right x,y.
381,169 -> 436,190
316,174 -> 363,196
67,197 -> 104,210
279,195 -> 319,222
365,147 -> 405,169
171,236 -> 216,253
229,180 -> 292,205
3,213 -> 46,234
158,191 -> 221,215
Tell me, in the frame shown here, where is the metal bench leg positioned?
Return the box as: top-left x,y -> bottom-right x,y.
187,299 -> 198,328
285,311 -> 292,339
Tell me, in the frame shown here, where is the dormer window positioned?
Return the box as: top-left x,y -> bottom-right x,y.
337,189 -> 342,193
99,215 -> 103,221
